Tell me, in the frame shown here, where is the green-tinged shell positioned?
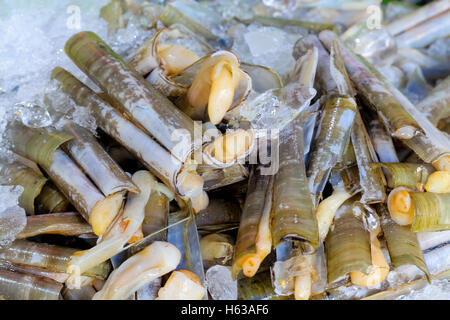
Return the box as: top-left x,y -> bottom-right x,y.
363,269 -> 450,300
0,239 -> 110,278
378,204 -> 430,281
51,67 -> 182,191
307,95 -> 357,197
42,149 -> 105,221
0,268 -> 62,300
318,31 -> 422,140
35,182 -> 70,214
325,199 -> 372,284
410,192 -> 450,232
0,161 -> 47,215
195,195 -> 241,233
240,15 -> 338,33
416,75 -> 450,127
371,162 -> 434,190
238,270 -> 293,300
62,122 -> 139,196
129,26 -> 211,76
232,165 -> 273,279
198,163 -> 248,191
272,120 -> 319,248
62,285 -> 96,300
100,0 -> 125,34
159,4 -> 219,42
16,212 -> 93,239
200,233 -> 234,269
351,109 -> 386,204
8,124 -> 73,168
64,31 -> 196,163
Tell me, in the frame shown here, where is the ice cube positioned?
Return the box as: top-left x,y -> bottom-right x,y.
205,265 -> 237,300
0,202 -> 26,247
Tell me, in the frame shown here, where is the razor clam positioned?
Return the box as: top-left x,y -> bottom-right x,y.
272,118 -> 319,249
43,149 -> 124,237
0,269 -> 62,300
64,31 -> 198,164
62,122 -> 139,196
368,118 -> 399,163
66,170 -> 155,282
35,182 -> 70,214
319,31 -> 450,168
232,165 -> 273,279
0,160 -> 47,215
238,270 -> 293,300
16,212 -> 93,239
51,67 -> 208,212
0,239 -> 110,278
378,204 -> 430,280
272,240 -> 316,300
370,162 -> 435,191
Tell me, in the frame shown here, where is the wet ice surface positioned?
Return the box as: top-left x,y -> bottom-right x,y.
0,185 -> 26,247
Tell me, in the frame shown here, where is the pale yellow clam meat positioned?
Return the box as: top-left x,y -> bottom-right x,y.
350,229 -> 390,287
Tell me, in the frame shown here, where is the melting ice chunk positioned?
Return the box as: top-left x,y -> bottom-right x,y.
205,265 -> 237,300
